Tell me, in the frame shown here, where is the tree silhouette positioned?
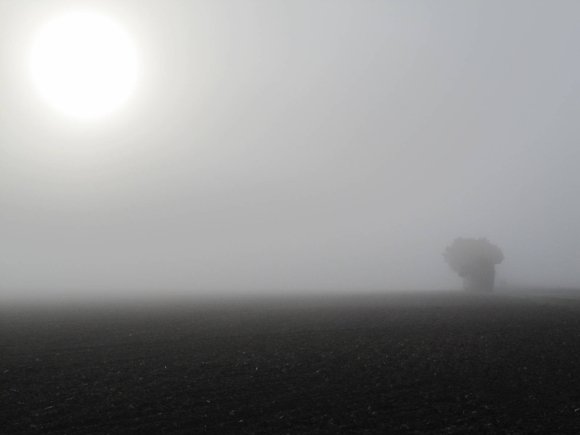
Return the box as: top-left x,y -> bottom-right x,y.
443,238 -> 503,292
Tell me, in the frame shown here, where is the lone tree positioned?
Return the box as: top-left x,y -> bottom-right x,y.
443,238 -> 503,292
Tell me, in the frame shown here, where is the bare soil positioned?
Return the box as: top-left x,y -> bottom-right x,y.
1,292 -> 580,434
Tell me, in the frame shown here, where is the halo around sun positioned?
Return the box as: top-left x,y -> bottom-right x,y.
29,11 -> 139,119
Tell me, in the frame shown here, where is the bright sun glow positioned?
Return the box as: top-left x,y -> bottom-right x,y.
30,11 -> 138,119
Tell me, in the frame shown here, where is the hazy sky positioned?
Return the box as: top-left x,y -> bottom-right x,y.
1,0 -> 580,299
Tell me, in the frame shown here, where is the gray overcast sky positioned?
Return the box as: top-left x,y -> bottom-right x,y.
1,0 -> 580,298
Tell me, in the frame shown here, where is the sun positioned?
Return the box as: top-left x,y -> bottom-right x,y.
29,11 -> 139,119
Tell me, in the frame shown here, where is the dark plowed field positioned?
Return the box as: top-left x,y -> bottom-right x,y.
2,292 -> 580,434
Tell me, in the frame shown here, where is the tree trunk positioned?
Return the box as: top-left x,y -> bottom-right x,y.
463,265 -> 495,292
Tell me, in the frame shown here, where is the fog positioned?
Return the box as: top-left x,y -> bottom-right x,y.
1,0 -> 580,300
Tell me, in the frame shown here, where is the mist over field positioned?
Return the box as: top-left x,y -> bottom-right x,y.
2,0 -> 580,300
4,3 -> 580,433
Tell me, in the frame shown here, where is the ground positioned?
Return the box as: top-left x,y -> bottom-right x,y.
1,291 -> 580,434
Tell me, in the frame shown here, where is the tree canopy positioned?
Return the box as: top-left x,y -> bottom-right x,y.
444,238 -> 503,276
